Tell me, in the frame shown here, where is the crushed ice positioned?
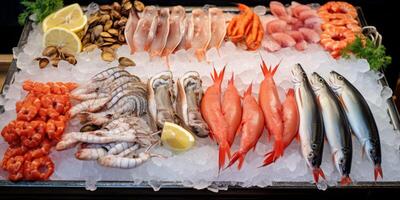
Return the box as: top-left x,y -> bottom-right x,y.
0,23 -> 400,191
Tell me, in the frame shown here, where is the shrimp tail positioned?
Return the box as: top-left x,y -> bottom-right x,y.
312,168 -> 326,183
340,176 -> 352,186
218,141 -> 231,171
244,83 -> 252,96
374,165 -> 383,180
226,151 -> 245,170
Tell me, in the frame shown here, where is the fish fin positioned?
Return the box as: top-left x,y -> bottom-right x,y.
295,133 -> 300,143
218,141 -> 231,171
260,56 -> 269,77
260,151 -> 276,167
273,139 -> 285,159
374,165 -> 383,180
244,83 -> 253,96
340,176 -> 352,186
338,95 -> 348,112
211,66 -> 226,86
312,168 -> 326,183
226,151 -> 245,170
271,59 -> 282,76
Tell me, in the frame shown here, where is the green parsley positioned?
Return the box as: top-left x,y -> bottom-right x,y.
18,0 -> 63,25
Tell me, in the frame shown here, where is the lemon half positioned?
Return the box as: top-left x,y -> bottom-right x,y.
161,122 -> 195,152
42,3 -> 87,33
43,27 -> 82,54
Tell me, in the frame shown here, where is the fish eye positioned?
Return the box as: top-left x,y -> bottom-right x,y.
319,78 -> 323,83
308,152 -> 314,158
339,159 -> 344,164
311,143 -> 317,150
338,76 -> 344,80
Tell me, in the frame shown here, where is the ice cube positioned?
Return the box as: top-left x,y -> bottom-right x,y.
381,86 -> 393,100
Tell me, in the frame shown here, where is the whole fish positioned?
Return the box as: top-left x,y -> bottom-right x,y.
191,9 -> 211,61
133,6 -> 158,52
200,67 -> 230,171
291,64 -> 325,183
162,6 -> 186,57
222,74 -> 242,146
227,84 -> 264,170
310,72 -> 353,185
262,89 -> 299,166
207,7 -> 226,50
149,8 -> 170,57
329,71 -> 383,180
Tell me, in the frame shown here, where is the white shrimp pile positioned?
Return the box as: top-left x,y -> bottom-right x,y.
1,22 -> 400,192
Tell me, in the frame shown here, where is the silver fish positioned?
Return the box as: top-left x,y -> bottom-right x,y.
176,71 -> 209,137
148,71 -> 178,128
310,72 -> 353,185
291,64 -> 325,183
329,71 -> 383,180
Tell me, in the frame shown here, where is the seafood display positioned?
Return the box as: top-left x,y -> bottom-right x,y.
263,1 -> 321,52
227,4 -> 264,50
1,81 -> 76,181
0,0 -> 397,192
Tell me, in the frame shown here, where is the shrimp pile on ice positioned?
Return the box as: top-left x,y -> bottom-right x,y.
227,3 -> 264,51
262,1 -> 321,52
56,67 -> 162,169
318,1 -> 360,58
1,81 -> 76,181
126,6 -> 226,62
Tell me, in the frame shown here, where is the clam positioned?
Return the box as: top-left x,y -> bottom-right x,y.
118,57 -> 136,67
42,46 -> 58,57
83,44 -> 98,52
37,57 -> 49,68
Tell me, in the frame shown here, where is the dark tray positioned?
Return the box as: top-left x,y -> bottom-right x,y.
1,5 -> 400,197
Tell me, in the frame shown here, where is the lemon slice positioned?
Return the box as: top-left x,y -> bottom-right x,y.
161,122 -> 195,152
43,27 -> 82,54
42,3 -> 87,33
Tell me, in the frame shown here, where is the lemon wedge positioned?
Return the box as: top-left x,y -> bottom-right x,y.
43,27 -> 82,54
161,122 -> 195,152
42,3 -> 87,33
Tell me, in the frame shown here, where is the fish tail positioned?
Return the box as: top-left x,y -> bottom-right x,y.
228,73 -> 235,86
218,141 -> 231,171
273,139 -> 285,159
261,151 -> 276,167
226,151 -> 245,170
340,175 -> 352,186
374,165 -> 383,180
260,56 -> 269,77
244,83 -> 253,96
287,88 -> 295,96
211,66 -> 226,86
271,59 -> 282,76
312,168 -> 326,183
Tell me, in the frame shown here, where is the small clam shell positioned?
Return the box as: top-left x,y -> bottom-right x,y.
134,1 -> 144,12
110,44 -> 121,50
102,47 -> 115,54
104,20 -> 113,31
104,37 -> 117,43
107,28 -> 119,36
83,44 -> 98,52
59,47 -> 75,58
82,33 -> 91,45
88,15 -> 100,26
113,20 -> 120,28
99,10 -> 110,15
100,14 -> 111,24
100,42 -> 114,47
100,32 -> 113,38
42,46 -> 58,57
95,37 -> 105,46
38,57 -> 49,68
117,17 -> 128,26
118,30 -> 125,43
111,10 -> 121,19
100,4 -> 112,11
101,50 -> 115,62
65,56 -> 77,65
112,2 -> 122,12
93,25 -> 104,38
118,57 -> 136,67
50,58 -> 61,67
123,1 -> 133,11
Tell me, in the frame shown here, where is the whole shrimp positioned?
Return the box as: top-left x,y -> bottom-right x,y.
258,57 -> 284,159
200,67 -> 230,171
222,74 -> 242,146
262,89 -> 299,166
226,84 -> 264,170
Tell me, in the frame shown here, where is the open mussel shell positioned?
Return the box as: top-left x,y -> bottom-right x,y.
118,57 -> 136,67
